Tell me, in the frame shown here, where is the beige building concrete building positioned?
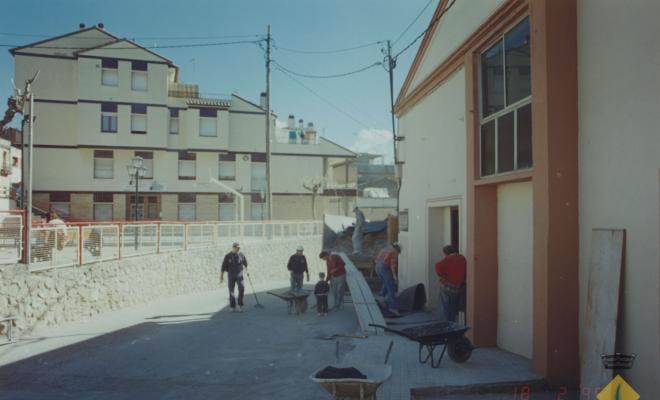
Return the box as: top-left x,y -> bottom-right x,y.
395,0 -> 658,395
10,26 -> 356,222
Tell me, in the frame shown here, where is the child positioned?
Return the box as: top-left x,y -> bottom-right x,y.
315,272 -> 330,316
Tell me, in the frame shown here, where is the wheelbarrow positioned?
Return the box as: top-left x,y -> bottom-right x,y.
369,321 -> 473,368
310,363 -> 392,400
267,290 -> 311,315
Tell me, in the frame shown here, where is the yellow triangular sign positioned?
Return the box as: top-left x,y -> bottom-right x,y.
597,375 -> 640,400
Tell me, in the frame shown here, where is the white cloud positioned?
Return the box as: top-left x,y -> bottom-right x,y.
350,129 -> 394,164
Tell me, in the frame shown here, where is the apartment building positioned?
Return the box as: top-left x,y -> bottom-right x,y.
394,0 -> 658,395
10,25 -> 356,222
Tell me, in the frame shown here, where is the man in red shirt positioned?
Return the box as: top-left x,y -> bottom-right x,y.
319,251 -> 347,310
434,245 -> 466,322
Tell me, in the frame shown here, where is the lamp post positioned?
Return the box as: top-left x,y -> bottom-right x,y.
126,156 -> 147,249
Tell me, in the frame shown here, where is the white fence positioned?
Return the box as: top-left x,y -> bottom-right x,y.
0,212 -> 23,265
18,220 -> 323,271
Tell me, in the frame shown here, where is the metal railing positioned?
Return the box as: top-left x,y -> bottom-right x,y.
11,219 -> 322,272
0,211 -> 23,265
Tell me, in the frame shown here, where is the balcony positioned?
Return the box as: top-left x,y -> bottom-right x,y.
168,83 -> 199,98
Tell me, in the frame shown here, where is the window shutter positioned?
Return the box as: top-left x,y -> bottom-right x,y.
199,117 -> 217,137
94,157 -> 114,179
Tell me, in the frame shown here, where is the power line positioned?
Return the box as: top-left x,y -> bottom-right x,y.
273,60 -> 382,79
273,40 -> 383,55
1,39 -> 265,50
393,0 -> 457,60
392,0 -> 434,46
274,65 -> 370,129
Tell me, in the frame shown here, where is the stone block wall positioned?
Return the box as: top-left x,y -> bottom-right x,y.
0,235 -> 323,336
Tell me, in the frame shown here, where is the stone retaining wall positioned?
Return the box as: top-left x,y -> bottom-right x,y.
0,236 -> 323,335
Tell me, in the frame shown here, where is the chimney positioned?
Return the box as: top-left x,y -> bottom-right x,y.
287,115 -> 295,130
259,92 -> 267,110
305,122 -> 317,144
298,119 -> 304,130
97,22 -> 105,29
79,23 -> 86,30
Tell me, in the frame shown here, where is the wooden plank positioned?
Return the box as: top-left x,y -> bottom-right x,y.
581,229 -> 625,390
338,252 -> 385,334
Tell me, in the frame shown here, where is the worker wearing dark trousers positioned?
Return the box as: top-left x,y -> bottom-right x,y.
435,245 -> 467,322
220,242 -> 249,312
287,245 -> 309,292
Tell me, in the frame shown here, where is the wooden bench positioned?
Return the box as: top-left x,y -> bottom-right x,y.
339,253 -> 386,335
0,316 -> 16,343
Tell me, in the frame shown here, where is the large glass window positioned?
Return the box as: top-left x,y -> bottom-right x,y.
479,17 -> 532,177
218,153 -> 236,180
178,152 -> 196,180
101,103 -> 117,133
135,151 -> 153,179
199,108 -> 217,137
93,193 -> 113,221
218,193 -> 235,221
131,61 -> 148,91
177,193 -> 196,221
250,193 -> 265,221
131,104 -> 147,134
169,109 -> 179,134
250,161 -> 266,192
94,150 -> 114,179
50,192 -> 71,217
101,59 -> 118,87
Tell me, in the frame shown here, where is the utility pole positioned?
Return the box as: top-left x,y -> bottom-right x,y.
385,40 -> 401,215
264,25 -> 273,220
25,76 -> 36,265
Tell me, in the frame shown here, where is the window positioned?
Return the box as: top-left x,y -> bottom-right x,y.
178,152 -> 196,180
399,209 -> 409,232
199,108 -> 217,137
250,161 -> 266,193
101,103 -> 117,133
93,193 -> 113,221
94,150 -> 114,179
479,17 -> 531,177
250,193 -> 265,221
131,104 -> 147,134
131,61 -> 148,91
169,109 -> 179,134
218,193 -> 235,221
218,153 -> 236,180
134,151 -> 153,179
50,192 -> 71,217
177,193 -> 196,221
101,59 -> 118,87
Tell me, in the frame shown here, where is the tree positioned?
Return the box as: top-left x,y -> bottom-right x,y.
302,177 -> 325,220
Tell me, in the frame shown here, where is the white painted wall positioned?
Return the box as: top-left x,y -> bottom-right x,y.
407,0 -> 505,94
578,0 -> 660,395
496,181 -> 533,359
397,68 -> 467,291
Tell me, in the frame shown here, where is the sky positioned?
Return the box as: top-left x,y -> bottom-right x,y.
0,0 -> 438,163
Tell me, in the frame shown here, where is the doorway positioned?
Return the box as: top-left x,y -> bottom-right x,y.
428,205 -> 460,314
126,195 -> 161,221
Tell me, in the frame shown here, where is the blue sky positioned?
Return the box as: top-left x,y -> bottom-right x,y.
1,0 -> 437,162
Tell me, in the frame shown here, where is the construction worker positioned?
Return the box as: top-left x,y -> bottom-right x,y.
287,245 -> 309,292
434,245 -> 467,322
220,242 -> 249,312
375,243 -> 401,315
352,206 -> 365,254
319,250 -> 347,310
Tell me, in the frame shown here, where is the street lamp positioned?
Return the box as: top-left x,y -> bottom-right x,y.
126,156 -> 147,249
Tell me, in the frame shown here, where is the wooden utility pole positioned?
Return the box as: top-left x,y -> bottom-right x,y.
264,25 -> 273,220
385,40 -> 401,215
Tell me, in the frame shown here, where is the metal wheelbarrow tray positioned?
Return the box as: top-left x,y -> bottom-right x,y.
369,321 -> 473,368
310,363 -> 392,400
267,290 -> 311,314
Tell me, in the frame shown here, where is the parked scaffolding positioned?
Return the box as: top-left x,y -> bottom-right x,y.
0,213 -> 322,272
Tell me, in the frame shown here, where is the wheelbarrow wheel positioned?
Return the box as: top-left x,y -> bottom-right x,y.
447,336 -> 473,363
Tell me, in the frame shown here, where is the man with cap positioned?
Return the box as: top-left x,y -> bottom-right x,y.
374,242 -> 402,315
352,206 -> 366,255
287,245 -> 309,293
220,242 -> 249,312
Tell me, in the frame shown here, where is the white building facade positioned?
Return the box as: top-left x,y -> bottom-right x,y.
395,0 -> 658,395
10,26 -> 356,222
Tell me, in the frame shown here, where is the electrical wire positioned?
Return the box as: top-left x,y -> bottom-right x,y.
392,0 -> 434,46
1,39 -> 265,50
273,60 -> 382,79
274,65 -> 370,129
393,0 -> 457,59
273,40 -> 383,55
